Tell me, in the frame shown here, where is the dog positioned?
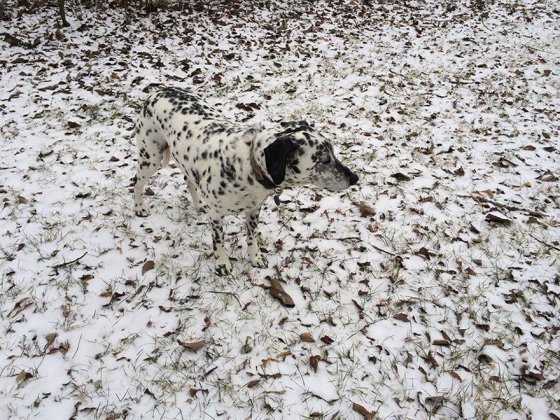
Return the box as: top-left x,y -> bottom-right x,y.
133,87 -> 358,274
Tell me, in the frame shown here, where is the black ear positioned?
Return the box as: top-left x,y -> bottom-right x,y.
264,136 -> 299,185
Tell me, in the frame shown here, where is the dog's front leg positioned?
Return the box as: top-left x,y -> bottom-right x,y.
245,207 -> 266,268
211,218 -> 232,275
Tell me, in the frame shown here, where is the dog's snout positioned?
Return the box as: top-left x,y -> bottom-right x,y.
339,162 -> 358,186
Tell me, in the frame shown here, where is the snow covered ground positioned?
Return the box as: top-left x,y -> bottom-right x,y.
1,1 -> 559,418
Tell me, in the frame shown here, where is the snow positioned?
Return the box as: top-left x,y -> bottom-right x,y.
1,0 -> 559,419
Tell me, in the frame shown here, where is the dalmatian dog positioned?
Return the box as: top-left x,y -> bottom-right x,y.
133,87 -> 358,274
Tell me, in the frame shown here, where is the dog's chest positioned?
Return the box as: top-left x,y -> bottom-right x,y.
165,119 -> 267,214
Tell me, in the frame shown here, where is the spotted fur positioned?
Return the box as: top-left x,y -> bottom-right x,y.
133,87 -> 358,274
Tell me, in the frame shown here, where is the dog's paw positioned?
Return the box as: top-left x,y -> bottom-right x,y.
134,203 -> 149,217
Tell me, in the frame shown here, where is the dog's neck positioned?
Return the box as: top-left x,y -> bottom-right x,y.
249,128 -> 278,190
250,153 -> 276,190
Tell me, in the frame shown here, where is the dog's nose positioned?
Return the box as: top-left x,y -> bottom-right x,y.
349,173 -> 359,186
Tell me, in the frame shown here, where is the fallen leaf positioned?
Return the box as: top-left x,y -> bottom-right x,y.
16,370 -> 32,387
485,212 -> 511,224
391,172 -> 411,181
320,335 -> 334,345
9,297 -> 33,317
44,333 -> 58,350
247,379 -> 260,388
300,333 -> 315,343
178,340 -> 205,352
352,402 -> 375,419
309,355 -> 320,372
415,247 -> 431,260
449,371 -> 462,382
537,170 -> 557,182
393,313 -> 409,322
142,260 -> 155,275
356,201 -> 374,217
269,278 -> 294,307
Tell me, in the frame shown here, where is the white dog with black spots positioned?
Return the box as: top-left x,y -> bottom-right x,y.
133,87 -> 358,274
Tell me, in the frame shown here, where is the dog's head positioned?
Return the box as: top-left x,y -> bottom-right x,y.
256,121 -> 358,191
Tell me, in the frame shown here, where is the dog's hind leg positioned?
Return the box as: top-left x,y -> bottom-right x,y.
133,120 -> 168,217
187,179 -> 203,210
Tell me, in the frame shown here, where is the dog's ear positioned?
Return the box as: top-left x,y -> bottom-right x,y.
264,136 -> 299,185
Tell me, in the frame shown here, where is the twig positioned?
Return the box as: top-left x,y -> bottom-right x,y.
51,252 -> 88,269
370,244 -> 397,256
470,194 -> 548,218
528,233 -> 560,252
206,290 -> 242,308
522,44 -> 559,55
72,334 -> 82,359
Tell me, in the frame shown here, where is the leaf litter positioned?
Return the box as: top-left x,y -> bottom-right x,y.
0,1 -> 559,419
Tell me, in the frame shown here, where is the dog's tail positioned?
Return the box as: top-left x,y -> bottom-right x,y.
161,147 -> 171,167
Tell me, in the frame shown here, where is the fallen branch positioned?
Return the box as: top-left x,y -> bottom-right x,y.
470,194 -> 548,218
51,252 -> 88,269
369,244 -> 397,256
528,233 -> 560,252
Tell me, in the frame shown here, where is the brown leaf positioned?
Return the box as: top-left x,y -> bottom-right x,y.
300,333 -> 315,343
522,145 -> 536,151
391,172 -> 411,181
538,170 -> 557,182
449,371 -> 462,382
433,339 -> 450,346
17,195 -> 28,204
352,402 -> 375,420
45,333 -> 58,350
485,212 -> 511,225
58,341 -> 70,355
356,201 -> 374,217
67,121 -> 81,129
393,313 -> 409,322
415,247 -> 430,260
269,278 -> 294,307
178,340 -> 205,352
320,335 -> 334,345
309,355 -> 320,372
454,166 -> 465,176
16,370 -> 32,387
469,223 -> 481,234
247,379 -> 260,388
142,260 -> 155,275
352,299 -> 363,312
9,297 -> 33,317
